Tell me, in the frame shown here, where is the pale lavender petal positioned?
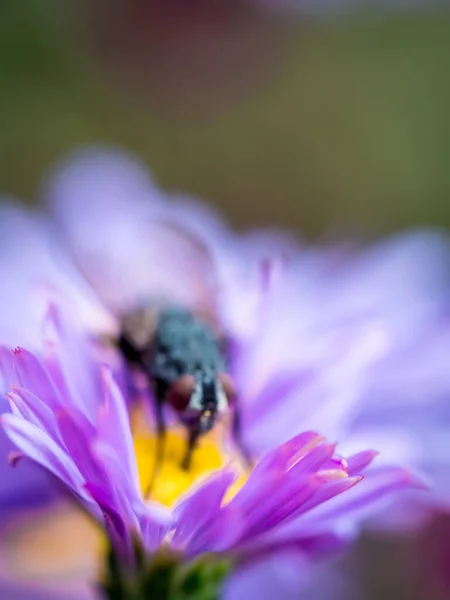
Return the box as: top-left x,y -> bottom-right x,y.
314,231 -> 450,347
44,149 -> 218,316
223,553 -> 315,600
0,346 -> 15,392
361,324 -> 450,410
225,553 -> 357,600
290,467 -> 424,541
314,467 -> 425,523
238,315 -> 387,456
239,529 -> 353,563
42,305 -> 102,421
44,147 -> 159,225
0,201 -> 110,351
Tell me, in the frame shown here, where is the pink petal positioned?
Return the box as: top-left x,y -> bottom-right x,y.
346,450 -> 379,475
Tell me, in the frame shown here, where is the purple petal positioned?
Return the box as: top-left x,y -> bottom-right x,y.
134,501 -> 173,553
172,470 -> 235,549
313,466 -> 425,524
232,437 -> 334,513
89,439 -> 141,528
42,305 -> 102,421
294,476 -> 363,518
230,475 -> 323,547
12,348 -> 64,412
8,388 -> 60,442
322,454 -> 349,474
84,481 -> 131,557
242,431 -> 324,489
55,411 -> 103,487
346,450 -> 379,475
1,414 -> 87,497
0,393 -> 56,510
184,504 -> 243,556
0,580 -> 91,600
97,366 -> 139,490
7,449 -> 24,467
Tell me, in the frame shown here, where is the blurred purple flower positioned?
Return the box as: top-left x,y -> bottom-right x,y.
41,147 -> 450,522
0,202 -> 113,556
0,199 -> 117,513
0,317 -> 418,597
0,146 -> 446,597
235,231 -> 450,527
42,147 -> 291,343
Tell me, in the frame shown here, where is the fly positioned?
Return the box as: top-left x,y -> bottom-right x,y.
118,305 -> 251,496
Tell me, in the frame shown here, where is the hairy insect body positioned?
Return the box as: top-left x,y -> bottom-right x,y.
151,309 -> 227,428
151,307 -> 225,392
119,306 -> 232,475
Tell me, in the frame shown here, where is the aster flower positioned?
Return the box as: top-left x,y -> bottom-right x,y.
41,147 -> 450,507
0,311 -> 418,599
0,147 -> 445,598
0,150 -> 278,598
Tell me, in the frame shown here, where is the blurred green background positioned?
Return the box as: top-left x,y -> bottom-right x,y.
1,1 -> 449,240
1,1 -> 450,598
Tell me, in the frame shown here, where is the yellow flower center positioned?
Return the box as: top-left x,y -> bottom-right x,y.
134,429 -> 225,507
131,404 -> 246,507
131,409 -> 350,509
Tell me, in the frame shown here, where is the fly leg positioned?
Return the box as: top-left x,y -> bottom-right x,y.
145,383 -> 166,499
181,427 -> 200,471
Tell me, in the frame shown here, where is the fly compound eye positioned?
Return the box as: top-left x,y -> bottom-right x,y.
167,374 -> 196,412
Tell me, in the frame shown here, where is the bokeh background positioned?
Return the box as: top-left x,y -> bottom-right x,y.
1,0 -> 450,598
